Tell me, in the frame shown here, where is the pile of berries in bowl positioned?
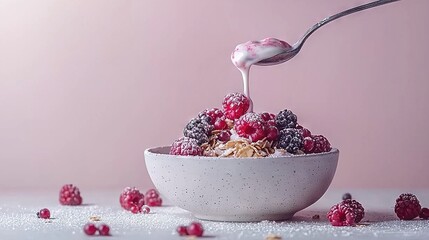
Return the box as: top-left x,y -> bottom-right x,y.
144,93 -> 339,221
170,92 -> 332,158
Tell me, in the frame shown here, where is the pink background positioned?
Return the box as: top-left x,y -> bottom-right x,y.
1,0 -> 428,191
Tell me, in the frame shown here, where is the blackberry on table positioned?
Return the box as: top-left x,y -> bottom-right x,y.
275,109 -> 297,130
342,193 -> 352,200
277,128 -> 303,154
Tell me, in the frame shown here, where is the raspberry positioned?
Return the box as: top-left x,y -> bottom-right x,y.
327,199 -> 365,226
187,222 -> 204,237
261,113 -> 279,142
260,112 -> 276,122
217,130 -> 231,142
234,113 -> 267,142
59,184 -> 83,206
119,187 -> 145,213
170,137 -> 203,156
144,189 -> 163,207
275,109 -> 297,130
395,193 -> 421,220
312,135 -> 332,153
277,128 -> 303,154
222,93 -> 250,120
213,117 -> 227,130
265,125 -> 279,142
183,118 -> 212,144
37,208 -> 50,219
302,137 -> 314,153
420,208 -> 429,219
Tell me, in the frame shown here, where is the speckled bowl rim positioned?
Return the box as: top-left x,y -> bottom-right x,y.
145,146 -> 339,161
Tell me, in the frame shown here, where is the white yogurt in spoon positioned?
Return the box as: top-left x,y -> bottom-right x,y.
231,38 -> 292,112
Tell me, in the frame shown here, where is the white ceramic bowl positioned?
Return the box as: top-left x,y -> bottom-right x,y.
144,146 -> 339,222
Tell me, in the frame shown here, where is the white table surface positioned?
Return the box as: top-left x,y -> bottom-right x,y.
1,188 -> 428,239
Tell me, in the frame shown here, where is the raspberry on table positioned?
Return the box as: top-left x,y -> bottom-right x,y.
176,225 -> 188,236
83,223 -> 97,236
183,118 -> 212,145
327,199 -> 365,226
144,189 -> 163,207
37,208 -> 51,219
119,187 -> 145,213
395,193 -> 421,220
187,222 -> 204,237
234,113 -> 267,142
98,224 -> 110,236
170,137 -> 203,156
312,135 -> 332,153
59,184 -> 83,206
275,109 -> 297,130
222,92 -> 250,120
277,128 -> 303,154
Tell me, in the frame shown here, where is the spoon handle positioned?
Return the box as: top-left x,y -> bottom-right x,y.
296,0 -> 400,50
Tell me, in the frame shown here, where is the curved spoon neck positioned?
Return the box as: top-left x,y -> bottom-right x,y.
296,0 -> 401,49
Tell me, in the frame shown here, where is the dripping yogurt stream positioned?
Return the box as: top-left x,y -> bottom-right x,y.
231,38 -> 292,112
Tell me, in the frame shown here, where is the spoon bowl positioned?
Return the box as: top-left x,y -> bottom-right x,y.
255,0 -> 400,66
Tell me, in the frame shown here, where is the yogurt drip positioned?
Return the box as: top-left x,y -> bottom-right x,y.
231,38 -> 292,112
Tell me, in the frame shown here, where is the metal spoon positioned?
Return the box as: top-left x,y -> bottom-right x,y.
255,0 -> 401,66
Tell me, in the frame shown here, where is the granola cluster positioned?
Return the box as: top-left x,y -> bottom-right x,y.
202,131 -> 277,158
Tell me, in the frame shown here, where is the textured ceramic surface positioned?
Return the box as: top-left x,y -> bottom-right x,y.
144,146 -> 339,222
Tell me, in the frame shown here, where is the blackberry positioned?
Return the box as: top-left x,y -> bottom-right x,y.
277,128 -> 303,154
342,193 -> 352,200
183,118 -> 212,144
275,109 -> 297,130
196,112 -> 213,125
